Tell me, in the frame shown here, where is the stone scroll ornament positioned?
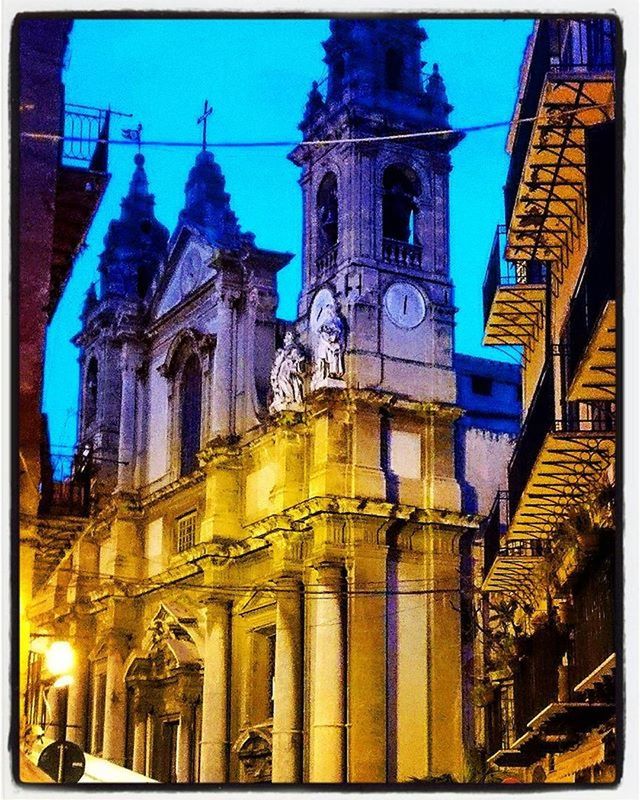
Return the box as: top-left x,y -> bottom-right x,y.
312,308 -> 346,388
269,331 -> 306,413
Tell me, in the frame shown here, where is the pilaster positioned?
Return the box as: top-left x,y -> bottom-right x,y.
117,337 -> 142,489
199,442 -> 242,541
199,596 -> 231,782
211,289 -> 239,435
271,576 -> 303,783
307,562 -> 346,783
102,630 -> 129,765
346,542 -> 388,783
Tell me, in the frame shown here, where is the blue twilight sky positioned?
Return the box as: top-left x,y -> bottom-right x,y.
43,17 -> 533,451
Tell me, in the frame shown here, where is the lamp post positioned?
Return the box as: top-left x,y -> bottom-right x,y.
45,641 -> 75,783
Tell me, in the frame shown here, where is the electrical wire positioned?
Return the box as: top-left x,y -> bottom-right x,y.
35,561 -> 474,597
19,100 -> 614,151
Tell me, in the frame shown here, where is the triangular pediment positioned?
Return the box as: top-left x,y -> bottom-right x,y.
151,227 -> 217,320
237,589 -> 276,616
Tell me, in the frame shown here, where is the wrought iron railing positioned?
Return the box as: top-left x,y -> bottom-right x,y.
550,18 -> 616,73
482,223 -> 549,326
555,399 -> 616,434
512,624 -> 568,739
382,237 -> 422,268
508,365 -> 554,520
499,538 -> 550,558
483,491 -> 550,578
504,22 -> 552,228
62,103 -> 114,172
482,491 -> 508,578
570,541 -> 615,690
504,18 -> 616,229
508,361 -> 615,518
485,693 -> 506,755
562,121 -> 616,391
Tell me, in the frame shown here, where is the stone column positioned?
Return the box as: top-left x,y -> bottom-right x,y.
117,339 -> 141,489
102,632 -> 127,765
199,599 -> 230,782
272,577 -> 303,783
211,292 -> 236,436
308,563 -> 345,783
131,690 -> 147,776
66,653 -> 90,749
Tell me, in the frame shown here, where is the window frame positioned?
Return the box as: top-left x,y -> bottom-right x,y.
175,509 -> 197,554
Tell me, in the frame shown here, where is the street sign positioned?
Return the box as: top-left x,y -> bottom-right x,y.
37,740 -> 85,783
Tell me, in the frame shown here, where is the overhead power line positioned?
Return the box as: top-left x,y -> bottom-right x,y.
20,101 -> 613,151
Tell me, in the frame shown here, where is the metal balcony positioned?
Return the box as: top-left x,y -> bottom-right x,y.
487,538 -> 617,768
482,224 -> 548,350
571,541 -> 615,693
482,491 -> 551,592
381,237 -> 422,269
506,364 -> 615,539
504,19 -> 616,234
62,103 -> 112,170
504,19 -> 616,292
39,448 -> 93,518
50,104 -> 115,315
562,121 -> 616,402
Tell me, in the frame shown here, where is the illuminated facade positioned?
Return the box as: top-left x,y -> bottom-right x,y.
480,17 -> 617,784
25,20 -> 521,783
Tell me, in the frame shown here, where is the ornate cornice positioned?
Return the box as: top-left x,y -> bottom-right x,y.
138,470 -> 205,507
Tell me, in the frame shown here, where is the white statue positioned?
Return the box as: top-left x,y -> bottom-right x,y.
315,313 -> 345,383
269,331 -> 306,412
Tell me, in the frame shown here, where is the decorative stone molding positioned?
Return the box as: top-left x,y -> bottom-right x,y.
157,328 -> 215,378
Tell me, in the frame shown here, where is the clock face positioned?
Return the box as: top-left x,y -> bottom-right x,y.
310,287 -> 336,333
384,282 -> 426,329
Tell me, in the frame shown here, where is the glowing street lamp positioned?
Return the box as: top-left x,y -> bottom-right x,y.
45,641 -> 75,783
45,641 -> 75,678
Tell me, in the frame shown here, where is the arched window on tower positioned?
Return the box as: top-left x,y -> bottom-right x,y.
85,357 -> 98,426
179,354 -> 202,477
385,48 -> 404,91
317,172 -> 339,256
382,165 -> 421,244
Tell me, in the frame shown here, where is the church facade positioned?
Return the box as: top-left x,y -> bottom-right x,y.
26,20 -> 520,783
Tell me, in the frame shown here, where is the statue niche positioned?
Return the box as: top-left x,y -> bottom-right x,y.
236,730 -> 272,783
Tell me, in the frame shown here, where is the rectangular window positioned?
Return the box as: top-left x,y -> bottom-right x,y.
471,375 -> 493,396
93,671 -> 107,755
175,511 -> 197,553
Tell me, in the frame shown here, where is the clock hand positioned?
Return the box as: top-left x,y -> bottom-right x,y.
403,295 -> 408,315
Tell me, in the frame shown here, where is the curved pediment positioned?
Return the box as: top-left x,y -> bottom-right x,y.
151,229 -> 217,321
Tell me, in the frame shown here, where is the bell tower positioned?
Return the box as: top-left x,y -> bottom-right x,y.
74,153 -> 169,498
290,19 -> 463,403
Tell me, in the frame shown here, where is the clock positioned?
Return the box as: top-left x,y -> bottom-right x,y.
310,287 -> 337,333
384,282 -> 426,329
